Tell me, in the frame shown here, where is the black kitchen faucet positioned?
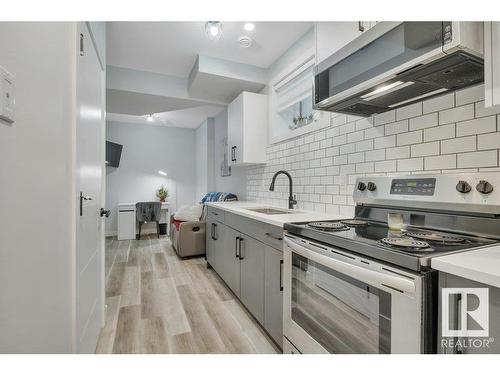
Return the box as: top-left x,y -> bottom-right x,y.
269,170 -> 297,209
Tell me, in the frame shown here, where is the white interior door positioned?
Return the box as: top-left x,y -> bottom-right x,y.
75,22 -> 105,353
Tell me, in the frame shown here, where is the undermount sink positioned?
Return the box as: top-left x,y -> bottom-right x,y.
245,207 -> 296,215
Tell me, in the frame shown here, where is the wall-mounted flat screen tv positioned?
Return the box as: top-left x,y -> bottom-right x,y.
105,141 -> 123,168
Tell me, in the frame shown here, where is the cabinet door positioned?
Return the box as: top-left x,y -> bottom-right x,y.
239,234 -> 266,324
216,223 -> 241,296
315,22 -> 366,65
264,246 -> 284,347
117,209 -> 136,240
206,220 -> 217,268
227,93 -> 244,166
485,22 -> 500,108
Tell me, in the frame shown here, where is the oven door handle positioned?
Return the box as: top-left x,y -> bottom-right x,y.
285,237 -> 416,294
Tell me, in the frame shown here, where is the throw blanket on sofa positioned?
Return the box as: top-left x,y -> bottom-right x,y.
201,192 -> 238,203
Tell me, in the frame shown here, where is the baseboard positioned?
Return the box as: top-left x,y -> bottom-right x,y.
105,227 -> 169,238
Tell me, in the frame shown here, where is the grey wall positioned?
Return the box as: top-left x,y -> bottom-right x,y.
213,109 -> 247,200
0,22 -> 75,353
106,121 -> 197,235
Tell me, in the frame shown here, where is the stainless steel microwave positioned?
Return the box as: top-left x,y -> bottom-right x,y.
314,22 -> 484,117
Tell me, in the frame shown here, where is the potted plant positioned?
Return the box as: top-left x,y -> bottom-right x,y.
156,185 -> 169,202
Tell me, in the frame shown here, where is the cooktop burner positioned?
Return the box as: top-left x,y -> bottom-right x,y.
404,231 -> 465,244
379,237 -> 433,252
307,222 -> 349,231
341,219 -> 368,226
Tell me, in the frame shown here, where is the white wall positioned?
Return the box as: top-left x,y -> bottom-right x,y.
0,22 -> 75,353
106,121 -> 197,235
213,109 -> 247,200
195,118 -> 215,199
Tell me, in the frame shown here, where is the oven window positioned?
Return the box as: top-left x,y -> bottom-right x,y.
291,253 -> 391,353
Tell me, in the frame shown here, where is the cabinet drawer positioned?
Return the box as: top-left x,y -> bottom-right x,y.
207,206 -> 225,223
225,212 -> 284,251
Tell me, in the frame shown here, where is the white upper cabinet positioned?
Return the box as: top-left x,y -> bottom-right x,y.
315,21 -> 376,66
227,91 -> 268,166
484,22 -> 500,108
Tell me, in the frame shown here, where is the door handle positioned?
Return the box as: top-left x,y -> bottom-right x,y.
79,192 -> 92,217
238,237 -> 244,260
235,236 -> 240,258
100,208 -> 110,218
279,259 -> 284,291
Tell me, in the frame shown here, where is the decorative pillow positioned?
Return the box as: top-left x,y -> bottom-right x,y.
174,204 -> 203,222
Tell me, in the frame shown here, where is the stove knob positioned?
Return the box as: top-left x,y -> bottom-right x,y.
456,180 -> 472,194
476,180 -> 494,194
357,182 -> 367,191
367,182 -> 377,191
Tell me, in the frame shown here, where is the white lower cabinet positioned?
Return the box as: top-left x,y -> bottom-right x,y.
117,204 -> 136,240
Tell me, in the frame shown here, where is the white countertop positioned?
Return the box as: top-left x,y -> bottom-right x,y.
205,201 -> 344,227
432,245 -> 500,288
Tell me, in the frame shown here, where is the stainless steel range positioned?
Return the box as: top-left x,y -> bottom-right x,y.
282,173 -> 500,354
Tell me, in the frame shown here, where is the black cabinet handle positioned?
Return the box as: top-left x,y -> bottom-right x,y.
238,237 -> 244,260
210,223 -> 215,240
358,21 -> 365,32
214,223 -> 217,240
235,236 -> 240,258
231,146 -> 237,162
279,259 -> 284,291
265,232 -> 283,241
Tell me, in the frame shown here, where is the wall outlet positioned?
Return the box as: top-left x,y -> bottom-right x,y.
0,66 -> 15,124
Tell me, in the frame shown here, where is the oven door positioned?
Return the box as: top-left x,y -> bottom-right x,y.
283,235 -> 424,354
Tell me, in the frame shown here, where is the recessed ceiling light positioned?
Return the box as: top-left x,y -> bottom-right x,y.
205,21 -> 223,40
244,23 -> 255,31
158,170 -> 167,176
146,114 -> 154,122
238,36 -> 253,48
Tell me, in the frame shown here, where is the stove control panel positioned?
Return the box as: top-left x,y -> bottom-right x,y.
390,178 -> 436,196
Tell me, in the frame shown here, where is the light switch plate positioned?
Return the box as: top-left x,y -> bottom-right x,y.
0,65 -> 15,124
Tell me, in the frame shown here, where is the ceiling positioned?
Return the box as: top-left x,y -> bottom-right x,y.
106,22 -> 313,78
107,105 -> 224,129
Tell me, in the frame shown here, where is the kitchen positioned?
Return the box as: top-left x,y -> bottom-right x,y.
1,2 -> 500,373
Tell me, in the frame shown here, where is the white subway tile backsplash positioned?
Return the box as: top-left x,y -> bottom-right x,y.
439,104 -> 474,125
456,116 -> 496,137
355,139 -> 374,152
365,149 -> 385,162
478,132 -> 500,150
375,160 -> 397,172
396,102 -> 423,120
457,150 -> 497,168
441,136 -> 476,154
385,120 -> 408,135
423,93 -> 455,114
397,130 -> 423,146
411,141 -> 440,157
374,110 -> 396,126
374,135 -> 396,149
248,92 -> 500,214
475,101 -> 500,118
455,84 -> 484,106
397,158 -> 423,171
424,154 -> 456,170
409,112 -> 438,131
424,123 -> 455,142
386,146 -> 410,160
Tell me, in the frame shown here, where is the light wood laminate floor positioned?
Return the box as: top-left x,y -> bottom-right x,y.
96,235 -> 279,354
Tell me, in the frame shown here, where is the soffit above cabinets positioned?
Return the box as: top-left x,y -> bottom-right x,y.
188,55 -> 267,103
